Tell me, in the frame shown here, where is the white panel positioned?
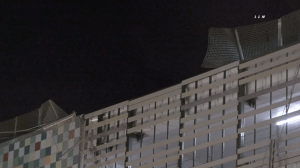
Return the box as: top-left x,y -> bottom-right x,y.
182,75 -> 240,98
240,61 -> 298,85
238,109 -> 300,133
238,95 -> 300,119
180,120 -> 238,142
237,152 -> 267,165
135,155 -> 179,168
85,101 -> 128,118
237,139 -> 270,154
179,134 -> 237,155
126,147 -> 179,166
129,84 -> 181,107
239,43 -> 300,69
181,100 -> 238,123
85,113 -> 128,130
128,101 -> 180,122
85,156 -> 126,168
127,113 -> 180,134
194,155 -> 237,168
182,61 -> 239,85
83,137 -> 127,155
126,137 -> 180,156
278,130 -> 300,142
181,111 -> 238,134
83,147 -> 126,165
240,53 -> 300,81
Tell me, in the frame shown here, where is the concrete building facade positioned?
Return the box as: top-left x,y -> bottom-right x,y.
83,43 -> 300,168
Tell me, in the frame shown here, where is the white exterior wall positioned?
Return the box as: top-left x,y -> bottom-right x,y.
82,43 -> 300,168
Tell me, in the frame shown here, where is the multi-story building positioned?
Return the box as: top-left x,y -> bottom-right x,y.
2,9 -> 300,168
83,9 -> 300,168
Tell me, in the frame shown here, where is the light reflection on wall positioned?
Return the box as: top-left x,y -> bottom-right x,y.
276,102 -> 300,125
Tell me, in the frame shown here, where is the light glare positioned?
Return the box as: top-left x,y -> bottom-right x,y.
276,115 -> 300,125
90,118 -> 98,122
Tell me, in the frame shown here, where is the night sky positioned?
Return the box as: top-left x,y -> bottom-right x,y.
1,1 -> 299,122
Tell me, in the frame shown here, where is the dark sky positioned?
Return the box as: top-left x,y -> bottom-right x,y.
1,1 -> 299,122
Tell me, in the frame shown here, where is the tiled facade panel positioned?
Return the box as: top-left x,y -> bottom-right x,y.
0,117 -> 81,168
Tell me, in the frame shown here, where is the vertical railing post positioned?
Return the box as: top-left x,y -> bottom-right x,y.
207,76 -> 212,163
178,85 -> 186,168
193,81 -> 198,167
237,68 -> 245,164
125,105 -> 132,168
221,71 -> 226,168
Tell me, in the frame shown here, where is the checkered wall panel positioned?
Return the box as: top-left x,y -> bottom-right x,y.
0,117 -> 82,168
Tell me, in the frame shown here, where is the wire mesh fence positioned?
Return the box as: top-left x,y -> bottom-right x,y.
282,10 -> 300,46
201,28 -> 240,68
201,9 -> 300,68
236,19 -> 278,62
0,100 -> 69,145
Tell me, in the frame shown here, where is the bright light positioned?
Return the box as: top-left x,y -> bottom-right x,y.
276,115 -> 300,125
90,118 -> 98,122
